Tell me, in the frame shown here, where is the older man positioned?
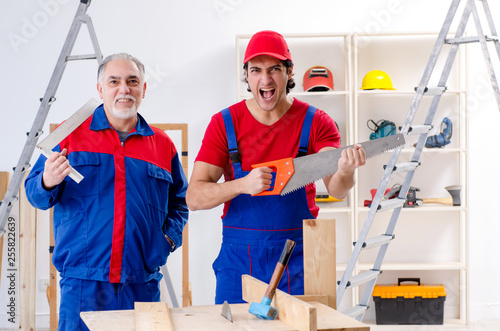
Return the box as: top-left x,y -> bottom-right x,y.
25,53 -> 188,331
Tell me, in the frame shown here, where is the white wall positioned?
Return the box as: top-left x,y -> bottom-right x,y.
1,0 -> 499,328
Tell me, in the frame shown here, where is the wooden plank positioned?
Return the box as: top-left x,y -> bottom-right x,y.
303,219 -> 336,309
151,123 -> 191,307
49,123 -> 58,330
81,310 -> 136,331
0,172 -> 9,290
242,274 -> 317,331
19,172 -> 37,330
49,208 -> 58,330
81,301 -> 369,331
294,294 -> 329,306
308,302 -> 369,331
134,302 -> 174,331
81,303 -> 297,331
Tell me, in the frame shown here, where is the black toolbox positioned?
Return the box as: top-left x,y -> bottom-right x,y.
372,278 -> 446,325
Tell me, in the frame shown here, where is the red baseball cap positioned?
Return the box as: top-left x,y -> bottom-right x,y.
244,30 -> 292,64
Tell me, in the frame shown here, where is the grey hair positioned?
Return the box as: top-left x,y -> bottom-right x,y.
97,53 -> 146,83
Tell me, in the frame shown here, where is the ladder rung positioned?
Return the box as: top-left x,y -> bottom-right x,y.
401,124 -> 432,135
356,234 -> 395,250
445,35 -> 499,44
342,305 -> 368,318
26,130 -> 44,138
377,198 -> 405,212
418,86 -> 447,96
40,97 -> 56,105
384,162 -> 420,173
345,270 -> 381,288
12,165 -> 31,173
66,54 -> 98,61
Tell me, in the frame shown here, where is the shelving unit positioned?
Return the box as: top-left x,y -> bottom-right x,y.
235,32 -> 468,326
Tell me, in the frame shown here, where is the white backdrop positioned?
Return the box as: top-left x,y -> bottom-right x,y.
1,0 -> 499,328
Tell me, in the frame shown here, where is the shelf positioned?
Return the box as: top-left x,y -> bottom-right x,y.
236,31 -> 468,326
318,207 -> 352,214
358,262 -> 466,271
357,205 -> 466,212
356,89 -> 466,95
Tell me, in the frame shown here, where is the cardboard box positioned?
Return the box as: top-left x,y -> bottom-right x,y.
372,278 -> 446,325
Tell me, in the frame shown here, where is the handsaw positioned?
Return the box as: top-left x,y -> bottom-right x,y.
221,301 -> 233,323
252,134 -> 405,196
36,98 -> 100,183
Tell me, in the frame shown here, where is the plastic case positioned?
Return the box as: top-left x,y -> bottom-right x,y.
372,278 -> 446,325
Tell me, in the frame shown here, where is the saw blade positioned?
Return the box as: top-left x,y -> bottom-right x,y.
280,134 -> 405,195
221,301 -> 233,322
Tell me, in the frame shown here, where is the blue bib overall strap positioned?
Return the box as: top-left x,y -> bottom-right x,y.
214,106 -> 317,304
296,105 -> 316,157
221,108 -> 242,174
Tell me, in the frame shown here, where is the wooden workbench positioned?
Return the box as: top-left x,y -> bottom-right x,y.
81,302 -> 369,331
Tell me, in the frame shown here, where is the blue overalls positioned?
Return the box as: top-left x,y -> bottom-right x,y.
213,106 -> 317,304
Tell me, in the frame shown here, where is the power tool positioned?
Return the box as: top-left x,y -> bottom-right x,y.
425,117 -> 452,148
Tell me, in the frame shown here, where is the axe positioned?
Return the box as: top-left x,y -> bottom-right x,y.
420,185 -> 461,206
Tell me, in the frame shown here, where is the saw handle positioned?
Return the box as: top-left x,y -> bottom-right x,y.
251,157 -> 294,196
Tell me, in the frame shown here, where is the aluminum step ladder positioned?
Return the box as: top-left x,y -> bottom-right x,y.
337,0 -> 500,321
0,0 -> 181,308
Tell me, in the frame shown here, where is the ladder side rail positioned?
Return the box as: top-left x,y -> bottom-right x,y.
81,14 -> 104,65
0,2 -> 91,235
480,0 -> 500,59
401,0 -> 461,135
468,0 -> 500,109
339,0 -> 468,313
400,2 -> 469,201
336,146 -> 403,306
356,7 -> 472,318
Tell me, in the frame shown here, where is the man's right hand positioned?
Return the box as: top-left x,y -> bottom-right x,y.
42,148 -> 72,190
243,167 -> 273,195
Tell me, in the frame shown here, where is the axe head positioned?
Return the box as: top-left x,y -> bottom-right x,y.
249,298 -> 277,320
445,185 -> 461,206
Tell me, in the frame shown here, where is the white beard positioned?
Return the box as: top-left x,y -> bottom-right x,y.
111,95 -> 138,119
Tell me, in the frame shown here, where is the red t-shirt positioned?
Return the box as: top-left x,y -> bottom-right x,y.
195,98 -> 341,218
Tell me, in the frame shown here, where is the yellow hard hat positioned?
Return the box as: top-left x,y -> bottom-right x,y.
361,70 -> 396,90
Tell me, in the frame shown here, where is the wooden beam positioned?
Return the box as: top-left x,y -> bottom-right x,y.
19,172 -> 37,330
308,301 -> 369,331
48,123 -> 58,330
303,219 -> 336,309
134,302 -> 174,331
49,208 -> 58,330
294,294 -> 329,306
151,123 -> 190,307
242,274 -> 317,331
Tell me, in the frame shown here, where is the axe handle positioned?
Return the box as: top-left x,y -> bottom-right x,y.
422,197 -> 453,205
263,239 -> 296,300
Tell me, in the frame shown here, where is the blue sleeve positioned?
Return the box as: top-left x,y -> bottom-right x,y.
24,153 -> 64,210
162,151 -> 189,252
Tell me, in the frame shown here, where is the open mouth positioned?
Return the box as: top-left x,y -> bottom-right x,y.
114,95 -> 136,105
116,98 -> 133,103
260,88 -> 276,101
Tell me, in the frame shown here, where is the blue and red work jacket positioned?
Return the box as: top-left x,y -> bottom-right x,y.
25,105 -> 188,283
